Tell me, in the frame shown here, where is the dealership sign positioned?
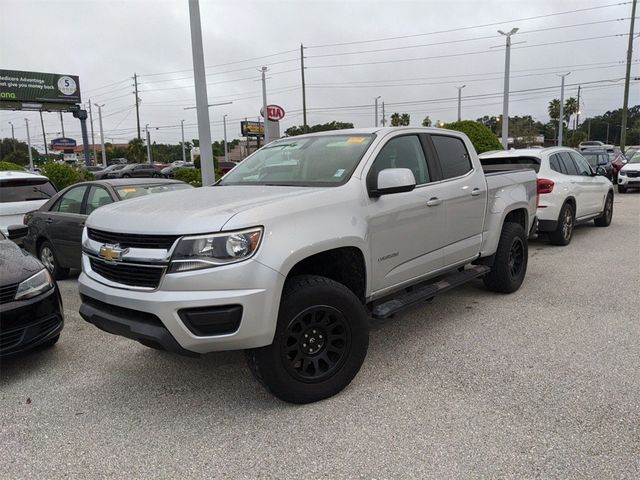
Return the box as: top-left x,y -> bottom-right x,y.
0,69 -> 81,105
241,120 -> 264,138
51,137 -> 77,150
260,104 -> 285,121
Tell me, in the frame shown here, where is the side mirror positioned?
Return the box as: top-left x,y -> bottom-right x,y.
369,168 -> 416,197
7,224 -> 28,242
595,166 -> 607,176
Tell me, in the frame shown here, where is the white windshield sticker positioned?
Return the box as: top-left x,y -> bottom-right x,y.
334,169 -> 346,177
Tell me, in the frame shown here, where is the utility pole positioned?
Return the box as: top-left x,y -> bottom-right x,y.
261,66 -> 270,146
374,96 -> 381,127
134,73 -> 141,140
94,103 -> 107,167
8,121 -> 16,152
300,44 -> 308,133
223,114 -> 229,163
189,0 -> 215,185
88,101 -> 97,164
145,124 -> 152,163
59,112 -> 65,137
498,28 -> 518,149
620,0 -> 637,152
24,118 -> 33,171
456,85 -> 466,122
39,111 -> 48,160
381,102 -> 386,127
606,122 -> 610,144
181,119 -> 186,163
575,85 -> 581,131
557,72 -> 571,147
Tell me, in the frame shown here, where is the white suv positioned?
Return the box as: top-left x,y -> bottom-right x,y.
0,171 -> 57,235
480,147 -> 614,245
617,153 -> 640,193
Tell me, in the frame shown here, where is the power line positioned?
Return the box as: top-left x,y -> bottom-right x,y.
306,1 -> 631,48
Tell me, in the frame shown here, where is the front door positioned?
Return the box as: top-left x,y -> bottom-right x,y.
46,185 -> 88,268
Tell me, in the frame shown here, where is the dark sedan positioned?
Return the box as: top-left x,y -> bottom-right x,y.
0,230 -> 63,357
161,163 -> 195,178
107,163 -> 161,179
23,179 -> 193,278
94,164 -> 126,180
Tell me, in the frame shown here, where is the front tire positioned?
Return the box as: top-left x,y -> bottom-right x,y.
246,275 -> 369,404
483,222 -> 528,293
549,203 -> 575,246
39,241 -> 69,280
594,193 -> 613,227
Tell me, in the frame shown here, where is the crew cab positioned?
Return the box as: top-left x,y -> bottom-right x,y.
480,147 -> 614,245
78,127 -> 537,403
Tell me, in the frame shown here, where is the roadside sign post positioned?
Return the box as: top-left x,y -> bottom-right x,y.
24,118 -> 34,171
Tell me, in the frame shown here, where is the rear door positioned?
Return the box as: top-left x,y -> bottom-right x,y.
568,152 -> 603,216
428,134 -> 487,268
556,152 -> 586,216
46,185 -> 89,268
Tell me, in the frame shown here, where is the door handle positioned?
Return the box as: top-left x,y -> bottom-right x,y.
45,218 -> 53,224
471,188 -> 481,196
426,197 -> 442,207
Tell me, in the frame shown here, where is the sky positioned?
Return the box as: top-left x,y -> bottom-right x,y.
0,0 -> 637,151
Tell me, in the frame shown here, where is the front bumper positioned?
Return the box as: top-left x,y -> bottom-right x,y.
0,286 -> 64,357
618,175 -> 640,187
78,257 -> 285,354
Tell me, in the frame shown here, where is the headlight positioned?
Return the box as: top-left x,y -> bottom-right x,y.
619,170 -> 627,176
15,268 -> 54,301
169,227 -> 263,273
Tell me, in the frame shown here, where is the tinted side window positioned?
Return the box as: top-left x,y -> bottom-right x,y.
549,154 -> 566,174
569,152 -> 591,176
54,186 -> 87,214
431,135 -> 472,179
85,186 -> 113,215
558,152 -> 579,175
370,135 -> 430,186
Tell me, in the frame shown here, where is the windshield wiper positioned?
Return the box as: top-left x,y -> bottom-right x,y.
31,187 -> 53,198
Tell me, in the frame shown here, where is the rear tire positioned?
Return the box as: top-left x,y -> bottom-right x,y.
246,275 -> 369,404
594,193 -> 613,227
618,184 -> 627,194
483,222 -> 528,293
39,241 -> 69,280
549,203 -> 574,246
122,173 -> 131,178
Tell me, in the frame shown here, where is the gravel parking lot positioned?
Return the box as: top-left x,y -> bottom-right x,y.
1,193 -> 639,479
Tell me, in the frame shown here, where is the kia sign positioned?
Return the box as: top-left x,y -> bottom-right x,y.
260,104 -> 285,121
0,69 -> 81,105
51,137 -> 77,150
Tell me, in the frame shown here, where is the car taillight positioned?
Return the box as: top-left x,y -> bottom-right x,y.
537,178 -> 554,194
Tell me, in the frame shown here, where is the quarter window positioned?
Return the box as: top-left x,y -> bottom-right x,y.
549,154 -> 566,174
369,135 -> 430,186
431,135 -> 472,179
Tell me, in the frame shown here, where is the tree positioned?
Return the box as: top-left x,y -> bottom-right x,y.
443,120 -> 503,154
548,99 -> 561,124
421,116 -> 432,127
127,138 -> 146,163
477,115 -> 499,135
0,137 -> 38,165
284,121 -> 354,137
390,113 -> 410,126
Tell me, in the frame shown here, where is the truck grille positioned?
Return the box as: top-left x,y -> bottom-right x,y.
89,258 -> 164,289
0,283 -> 19,304
626,171 -> 639,178
87,228 -> 180,250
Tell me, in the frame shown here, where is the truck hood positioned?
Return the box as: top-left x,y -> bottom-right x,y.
85,185 -> 323,234
621,163 -> 640,172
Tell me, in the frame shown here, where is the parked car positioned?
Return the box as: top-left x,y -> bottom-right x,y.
617,153 -> 640,193
108,157 -> 128,166
23,179 -> 193,279
161,163 -> 195,178
578,140 -> 604,151
83,165 -> 105,173
78,127 -> 538,404
107,163 -> 161,178
480,147 -> 614,245
94,164 -> 126,180
624,147 -> 639,160
0,171 -> 57,236
219,161 -> 238,175
0,229 -> 63,357
580,149 -> 613,181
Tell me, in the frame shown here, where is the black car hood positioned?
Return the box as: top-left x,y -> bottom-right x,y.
0,240 -> 43,285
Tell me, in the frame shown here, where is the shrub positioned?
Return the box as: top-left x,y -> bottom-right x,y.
0,161 -> 24,171
443,120 -> 503,154
174,168 -> 202,187
39,162 -> 92,190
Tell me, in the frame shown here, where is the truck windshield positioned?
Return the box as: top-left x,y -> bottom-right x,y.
219,134 -> 375,186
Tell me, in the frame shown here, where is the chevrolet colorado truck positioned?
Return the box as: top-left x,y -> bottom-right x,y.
78,127 -> 537,404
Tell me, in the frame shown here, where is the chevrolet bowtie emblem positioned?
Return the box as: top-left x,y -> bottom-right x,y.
99,244 -> 129,262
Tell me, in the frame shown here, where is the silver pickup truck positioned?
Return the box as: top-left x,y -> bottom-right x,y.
78,127 -> 537,403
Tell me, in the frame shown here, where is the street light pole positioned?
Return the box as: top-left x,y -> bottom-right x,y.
381,102 -> 386,127
498,28 -> 518,149
181,120 -> 186,163
94,103 -> 107,167
261,66 -> 270,145
456,85 -> 466,122
88,101 -> 97,165
24,118 -> 34,171
223,114 -> 229,163
59,112 -> 65,137
145,124 -> 152,163
374,96 -> 381,127
620,0 -> 637,152
557,72 -> 571,147
8,121 -> 15,152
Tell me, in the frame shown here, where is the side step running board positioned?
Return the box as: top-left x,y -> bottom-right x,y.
371,265 -> 490,319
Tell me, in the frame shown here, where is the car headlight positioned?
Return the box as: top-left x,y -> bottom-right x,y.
14,268 -> 54,301
169,227 -> 263,273
619,170 -> 627,176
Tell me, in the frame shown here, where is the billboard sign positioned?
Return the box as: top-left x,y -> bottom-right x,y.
260,104 -> 285,121
0,69 -> 81,105
51,137 -> 77,150
241,120 -> 264,138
